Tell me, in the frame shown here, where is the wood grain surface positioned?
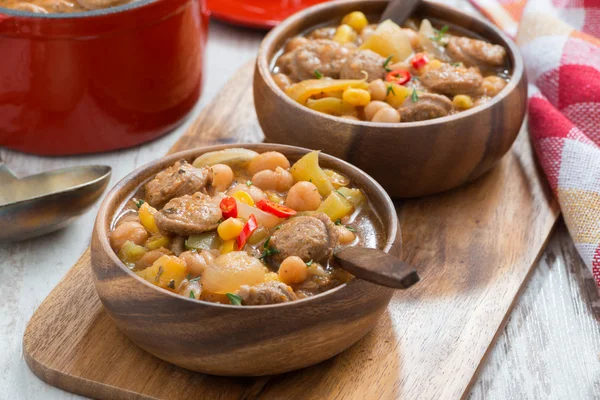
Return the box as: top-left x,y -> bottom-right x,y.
22,55 -> 560,399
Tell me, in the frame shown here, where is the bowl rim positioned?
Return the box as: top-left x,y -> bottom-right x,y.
0,0 -> 155,18
256,0 -> 525,128
94,143 -> 400,309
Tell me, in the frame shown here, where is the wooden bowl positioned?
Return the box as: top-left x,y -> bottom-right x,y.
91,143 -> 400,376
254,0 -> 527,198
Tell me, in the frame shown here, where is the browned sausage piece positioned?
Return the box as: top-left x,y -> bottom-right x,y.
276,39 -> 351,81
446,36 -> 507,68
398,93 -> 454,122
144,160 -> 212,209
420,63 -> 483,96
155,192 -> 222,236
340,49 -> 387,82
269,213 -> 339,263
238,281 -> 298,305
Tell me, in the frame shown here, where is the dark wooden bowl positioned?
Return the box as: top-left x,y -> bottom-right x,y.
254,0 -> 527,198
91,143 -> 400,376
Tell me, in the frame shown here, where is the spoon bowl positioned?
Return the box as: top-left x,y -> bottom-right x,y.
0,163 -> 111,242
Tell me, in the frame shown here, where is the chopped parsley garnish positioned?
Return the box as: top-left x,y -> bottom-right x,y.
227,293 -> 243,306
411,88 -> 419,103
189,276 -> 201,283
383,55 -> 394,72
134,199 -> 145,209
314,69 -> 323,79
346,225 -> 357,232
431,25 -> 449,42
306,259 -> 314,266
335,218 -> 342,225
189,291 -> 195,299
246,180 -> 253,187
167,279 -> 176,289
386,85 -> 396,96
155,266 -> 164,283
263,236 -> 271,249
335,190 -> 347,199
260,247 -> 280,261
451,62 -> 462,67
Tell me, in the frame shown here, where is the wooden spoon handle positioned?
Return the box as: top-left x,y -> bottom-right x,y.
379,0 -> 420,23
334,247 -> 419,289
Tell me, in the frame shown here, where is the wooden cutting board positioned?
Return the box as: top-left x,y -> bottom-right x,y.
23,61 -> 560,400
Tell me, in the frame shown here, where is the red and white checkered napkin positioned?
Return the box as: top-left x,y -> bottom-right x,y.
469,0 -> 600,286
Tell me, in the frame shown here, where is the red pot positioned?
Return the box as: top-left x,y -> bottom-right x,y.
0,0 -> 209,155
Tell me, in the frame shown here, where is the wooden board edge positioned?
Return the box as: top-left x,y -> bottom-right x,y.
459,216 -> 561,400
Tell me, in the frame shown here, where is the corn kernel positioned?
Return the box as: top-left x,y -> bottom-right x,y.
146,235 -> 170,250
232,190 -> 254,206
333,24 -> 357,44
342,11 -> 368,32
453,94 -> 474,110
342,87 -> 371,106
264,272 -> 280,282
139,203 -> 159,234
219,239 -> 236,254
217,218 -> 244,241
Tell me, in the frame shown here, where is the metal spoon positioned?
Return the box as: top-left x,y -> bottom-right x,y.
334,247 -> 420,289
380,0 -> 420,23
0,161 -> 111,242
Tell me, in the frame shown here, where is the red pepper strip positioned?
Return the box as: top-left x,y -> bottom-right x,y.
411,53 -> 429,69
256,199 -> 297,218
237,214 -> 258,250
385,69 -> 411,85
219,196 -> 238,219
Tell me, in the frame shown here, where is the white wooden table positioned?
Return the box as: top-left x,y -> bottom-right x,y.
2,3 -> 599,399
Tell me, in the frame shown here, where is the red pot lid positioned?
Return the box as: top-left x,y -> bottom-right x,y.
207,0 -> 330,29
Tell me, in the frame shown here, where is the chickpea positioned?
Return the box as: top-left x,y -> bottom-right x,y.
252,167 -> 294,192
180,250 -> 211,276
279,256 -> 308,284
136,248 -> 170,270
482,76 -> 507,97
285,36 -> 308,53
211,164 -> 234,192
368,79 -> 387,101
226,183 -> 266,203
337,225 -> 356,244
364,101 -> 392,121
285,181 -> 321,211
272,73 -> 292,91
110,221 -> 148,252
247,151 -> 290,176
372,107 -> 401,123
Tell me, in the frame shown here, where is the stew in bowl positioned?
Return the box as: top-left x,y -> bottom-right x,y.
109,148 -> 385,306
272,10 -> 511,123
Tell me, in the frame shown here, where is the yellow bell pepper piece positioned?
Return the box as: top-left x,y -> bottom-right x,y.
137,255 -> 187,291
336,187 -> 365,209
290,151 -> 334,197
118,240 -> 146,264
342,11 -> 368,32
286,79 -> 368,105
317,191 -> 354,221
306,97 -> 356,116
146,235 -> 170,250
232,190 -> 254,206
139,202 -> 159,234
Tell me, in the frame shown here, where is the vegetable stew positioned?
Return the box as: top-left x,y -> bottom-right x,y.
109,148 -> 385,306
272,11 -> 511,122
